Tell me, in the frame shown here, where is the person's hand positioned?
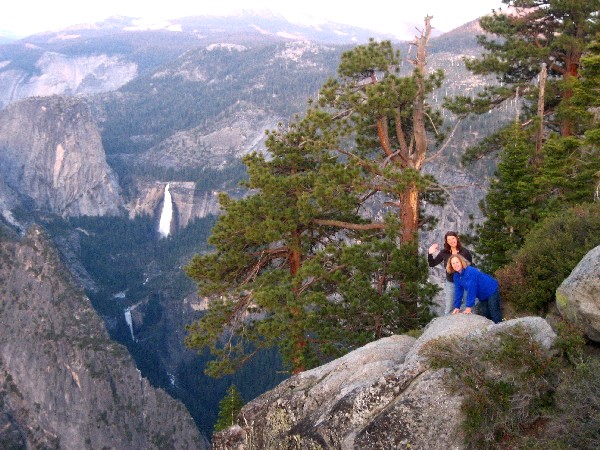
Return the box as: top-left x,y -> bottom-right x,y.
428,243 -> 439,254
451,308 -> 460,315
463,307 -> 472,315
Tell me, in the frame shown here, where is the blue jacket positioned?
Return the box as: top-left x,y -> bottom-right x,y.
453,266 -> 499,308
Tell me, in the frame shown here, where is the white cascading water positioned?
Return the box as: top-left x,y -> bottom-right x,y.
124,307 -> 135,341
158,183 -> 173,238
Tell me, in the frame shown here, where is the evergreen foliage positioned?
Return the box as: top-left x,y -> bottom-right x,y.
448,0 -> 599,133
472,23 -> 600,274
184,109 -> 368,376
302,236 -> 436,357
317,36 -> 448,241
185,31 -> 447,378
495,203 -> 600,314
475,123 -> 538,272
213,385 -> 245,433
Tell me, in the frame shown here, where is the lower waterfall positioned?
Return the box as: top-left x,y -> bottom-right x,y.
124,307 -> 135,342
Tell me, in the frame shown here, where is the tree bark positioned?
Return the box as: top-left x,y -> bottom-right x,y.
397,16 -> 432,245
400,186 -> 419,242
535,63 -> 546,161
411,16 -> 432,171
560,59 -> 580,137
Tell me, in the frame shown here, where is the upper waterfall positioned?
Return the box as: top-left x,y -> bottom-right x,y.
158,183 -> 173,238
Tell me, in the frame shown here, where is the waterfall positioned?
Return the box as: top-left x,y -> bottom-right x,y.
124,307 -> 135,342
158,183 -> 173,238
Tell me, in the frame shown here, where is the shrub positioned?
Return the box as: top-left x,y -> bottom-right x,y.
422,325 -> 558,449
545,358 -> 600,449
495,203 -> 600,314
551,319 -> 586,366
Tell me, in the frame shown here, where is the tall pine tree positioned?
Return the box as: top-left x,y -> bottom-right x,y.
453,3 -> 599,273
475,123 -> 537,272
317,24 -> 448,244
185,19 -> 449,377
185,109 -> 364,375
447,0 -> 600,138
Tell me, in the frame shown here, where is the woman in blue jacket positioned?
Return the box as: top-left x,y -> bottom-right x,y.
446,254 -> 503,324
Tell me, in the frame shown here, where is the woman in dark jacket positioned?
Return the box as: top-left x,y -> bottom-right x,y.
447,254 -> 503,324
428,231 -> 473,314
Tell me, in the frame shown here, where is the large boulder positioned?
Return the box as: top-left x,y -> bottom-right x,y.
556,245 -> 600,343
213,315 -> 556,450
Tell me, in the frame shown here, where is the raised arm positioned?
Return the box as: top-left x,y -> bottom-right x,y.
427,243 -> 444,267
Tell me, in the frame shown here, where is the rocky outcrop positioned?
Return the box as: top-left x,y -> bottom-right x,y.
556,245 -> 600,343
0,96 -> 122,217
0,225 -> 208,449
213,315 -> 556,450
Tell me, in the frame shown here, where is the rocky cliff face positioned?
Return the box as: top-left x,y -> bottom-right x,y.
133,104 -> 277,171
0,225 -> 209,449
0,96 -> 122,217
0,171 -> 24,232
214,315 -> 556,450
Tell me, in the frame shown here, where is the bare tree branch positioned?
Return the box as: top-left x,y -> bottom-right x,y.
313,219 -> 385,230
423,119 -> 461,164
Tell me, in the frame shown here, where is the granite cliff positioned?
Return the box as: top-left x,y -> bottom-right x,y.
214,316 -> 556,450
0,96 -> 122,217
0,224 -> 209,449
0,51 -> 137,108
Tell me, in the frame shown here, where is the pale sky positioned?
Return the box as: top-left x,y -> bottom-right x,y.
1,0 -> 506,38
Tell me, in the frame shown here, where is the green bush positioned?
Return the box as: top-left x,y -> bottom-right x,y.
423,325 -> 557,449
545,358 -> 600,449
512,357 -> 600,450
495,203 -> 600,314
213,385 -> 245,433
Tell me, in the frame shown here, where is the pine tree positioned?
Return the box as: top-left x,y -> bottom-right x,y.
185,19 -> 448,377
317,25 -> 448,244
213,385 -> 244,433
185,109 -> 364,376
447,0 -> 600,138
476,122 -> 538,272
303,233 -> 436,357
535,135 -> 599,212
475,37 -> 600,273
572,37 -> 600,202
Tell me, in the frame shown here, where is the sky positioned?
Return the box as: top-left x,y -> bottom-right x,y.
1,0 -> 506,38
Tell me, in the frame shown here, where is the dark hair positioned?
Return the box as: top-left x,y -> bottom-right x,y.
443,231 -> 462,252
